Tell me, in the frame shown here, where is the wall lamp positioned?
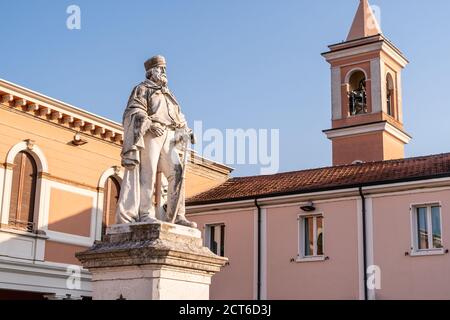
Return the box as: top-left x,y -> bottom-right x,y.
71,132 -> 88,146
300,201 -> 316,212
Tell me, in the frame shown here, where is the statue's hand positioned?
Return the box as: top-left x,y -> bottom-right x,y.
149,123 -> 165,137
174,128 -> 194,145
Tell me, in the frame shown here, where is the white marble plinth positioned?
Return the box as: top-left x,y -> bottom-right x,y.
76,222 -> 227,300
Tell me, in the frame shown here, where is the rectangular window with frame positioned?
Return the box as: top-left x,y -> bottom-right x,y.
412,204 -> 443,252
299,215 -> 324,258
205,224 -> 225,257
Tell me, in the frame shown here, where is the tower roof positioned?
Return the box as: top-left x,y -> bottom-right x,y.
347,0 -> 382,41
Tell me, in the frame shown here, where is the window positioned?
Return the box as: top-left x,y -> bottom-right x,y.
386,73 -> 395,117
102,176 -> 121,235
206,224 -> 225,257
8,151 -> 37,232
412,204 -> 443,252
348,71 -> 368,116
299,215 -> 324,258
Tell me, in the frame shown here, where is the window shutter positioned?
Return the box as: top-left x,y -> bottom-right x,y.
8,152 -> 37,231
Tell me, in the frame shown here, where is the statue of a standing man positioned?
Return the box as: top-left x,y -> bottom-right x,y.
116,55 -> 197,228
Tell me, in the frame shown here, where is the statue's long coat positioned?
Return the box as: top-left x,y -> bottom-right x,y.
116,79 -> 186,223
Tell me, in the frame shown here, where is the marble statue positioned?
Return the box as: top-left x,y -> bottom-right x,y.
116,55 -> 197,228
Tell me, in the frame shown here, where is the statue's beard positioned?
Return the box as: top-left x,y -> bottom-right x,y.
152,72 -> 168,87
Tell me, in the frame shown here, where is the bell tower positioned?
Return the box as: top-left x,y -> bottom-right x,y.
322,0 -> 411,166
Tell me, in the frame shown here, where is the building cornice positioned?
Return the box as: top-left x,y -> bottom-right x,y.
186,177 -> 450,214
323,121 -> 412,144
322,35 -> 408,68
0,79 -> 123,145
189,151 -> 233,176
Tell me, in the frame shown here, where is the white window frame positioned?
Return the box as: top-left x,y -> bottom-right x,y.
297,213 -> 325,262
205,223 -> 225,257
410,202 -> 445,256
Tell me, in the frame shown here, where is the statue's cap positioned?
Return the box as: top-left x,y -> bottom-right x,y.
144,55 -> 166,71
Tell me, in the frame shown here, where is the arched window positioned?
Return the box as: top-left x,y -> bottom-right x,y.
348,71 -> 368,116
8,151 -> 37,232
386,73 -> 395,117
102,176 -> 120,235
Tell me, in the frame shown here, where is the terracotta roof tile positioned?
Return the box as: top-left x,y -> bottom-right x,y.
187,153 -> 450,206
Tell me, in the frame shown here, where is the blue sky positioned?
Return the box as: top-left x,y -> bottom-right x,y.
1,0 -> 450,176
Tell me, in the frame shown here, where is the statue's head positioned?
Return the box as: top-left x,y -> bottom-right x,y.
144,55 -> 168,86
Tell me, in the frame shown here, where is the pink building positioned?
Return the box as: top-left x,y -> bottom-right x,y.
186,0 -> 450,300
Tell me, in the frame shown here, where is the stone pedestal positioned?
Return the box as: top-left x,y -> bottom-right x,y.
75,222 -> 228,300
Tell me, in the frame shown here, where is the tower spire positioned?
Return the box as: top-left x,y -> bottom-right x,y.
347,0 -> 382,41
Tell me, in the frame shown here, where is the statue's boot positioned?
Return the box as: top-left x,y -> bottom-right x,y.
140,214 -> 160,224
174,215 -> 197,229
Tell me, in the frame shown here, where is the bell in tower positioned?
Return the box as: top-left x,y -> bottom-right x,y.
348,75 -> 367,116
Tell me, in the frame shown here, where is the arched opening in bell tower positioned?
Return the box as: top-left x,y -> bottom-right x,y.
386,73 -> 395,118
347,70 -> 368,116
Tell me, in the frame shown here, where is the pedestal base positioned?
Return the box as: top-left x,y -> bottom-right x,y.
76,222 -> 227,300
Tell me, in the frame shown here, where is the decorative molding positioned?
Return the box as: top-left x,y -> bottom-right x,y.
381,42 -> 409,68
323,37 -> 408,69
396,72 -> 404,122
370,59 -> 382,113
331,67 -> 342,120
14,98 -> 27,108
95,166 -> 124,240
83,123 -> 95,132
42,180 -> 98,247
50,111 -> 63,121
0,79 -> 123,146
44,230 -> 94,247
323,41 -> 383,62
1,94 -> 14,103
327,35 -> 383,51
38,172 -> 98,192
6,141 -> 49,173
98,167 -> 124,189
113,165 -> 121,176
323,121 -> 411,144
344,67 -> 369,84
0,257 -> 92,298
2,162 -> 14,170
2,141 -> 49,231
27,103 -> 39,112
0,228 -> 48,261
190,151 -> 233,176
25,139 -> 35,151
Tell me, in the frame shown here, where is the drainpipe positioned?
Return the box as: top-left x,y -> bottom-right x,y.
254,198 -> 261,300
359,186 -> 368,300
